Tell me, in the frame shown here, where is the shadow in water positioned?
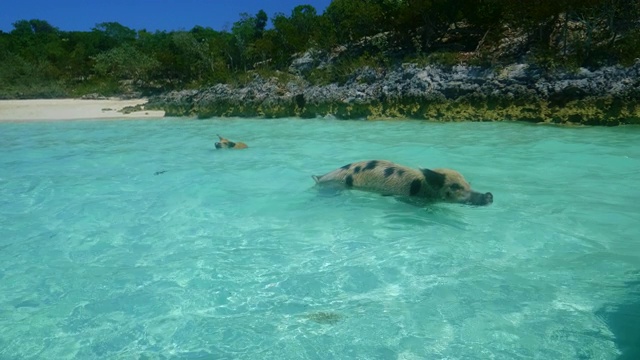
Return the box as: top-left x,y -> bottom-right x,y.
596,276 -> 640,360
308,185 -> 473,230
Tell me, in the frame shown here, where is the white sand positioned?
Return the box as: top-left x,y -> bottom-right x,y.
0,98 -> 165,121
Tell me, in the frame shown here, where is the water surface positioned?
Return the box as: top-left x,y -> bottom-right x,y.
1,118 -> 639,359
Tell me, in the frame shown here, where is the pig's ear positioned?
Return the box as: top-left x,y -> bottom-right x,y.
420,168 -> 445,189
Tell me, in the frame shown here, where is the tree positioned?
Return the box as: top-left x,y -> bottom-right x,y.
91,22 -> 137,51
11,19 -> 58,36
255,10 -> 268,38
171,31 -> 212,83
325,0 -> 387,42
93,43 -> 159,84
272,5 -> 321,53
231,10 -> 270,71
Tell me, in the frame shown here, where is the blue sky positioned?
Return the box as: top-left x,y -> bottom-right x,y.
0,0 -> 333,33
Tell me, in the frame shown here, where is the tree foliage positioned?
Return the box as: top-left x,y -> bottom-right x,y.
0,1 -> 638,98
93,43 -> 160,84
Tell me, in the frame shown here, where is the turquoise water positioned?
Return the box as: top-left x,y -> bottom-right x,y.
1,117 -> 639,359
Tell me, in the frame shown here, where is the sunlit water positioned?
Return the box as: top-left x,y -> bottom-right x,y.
1,117 -> 639,359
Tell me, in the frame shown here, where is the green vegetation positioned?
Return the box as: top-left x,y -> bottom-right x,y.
163,95 -> 640,125
1,1 -> 639,124
2,1 -> 639,98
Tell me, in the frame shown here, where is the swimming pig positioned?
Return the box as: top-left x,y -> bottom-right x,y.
215,134 -> 248,149
312,160 -> 493,206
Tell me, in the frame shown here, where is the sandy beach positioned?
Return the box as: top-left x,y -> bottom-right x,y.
0,98 -> 165,122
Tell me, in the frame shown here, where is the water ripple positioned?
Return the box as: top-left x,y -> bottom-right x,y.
0,118 -> 638,359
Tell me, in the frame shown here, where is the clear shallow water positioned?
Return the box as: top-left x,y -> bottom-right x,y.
1,117 -> 639,359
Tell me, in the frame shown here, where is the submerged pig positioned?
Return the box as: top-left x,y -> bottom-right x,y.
312,160 -> 493,206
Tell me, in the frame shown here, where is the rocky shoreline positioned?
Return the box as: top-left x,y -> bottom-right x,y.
147,60 -> 640,126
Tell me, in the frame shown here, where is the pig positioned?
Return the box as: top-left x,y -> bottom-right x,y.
312,160 -> 493,206
215,134 -> 248,149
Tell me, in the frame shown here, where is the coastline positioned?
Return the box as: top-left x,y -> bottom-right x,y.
0,98 -> 165,122
147,62 -> 640,126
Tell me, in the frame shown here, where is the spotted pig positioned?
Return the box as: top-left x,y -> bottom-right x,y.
312,160 -> 493,206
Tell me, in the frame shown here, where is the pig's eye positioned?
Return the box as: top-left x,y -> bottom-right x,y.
450,183 -> 463,191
